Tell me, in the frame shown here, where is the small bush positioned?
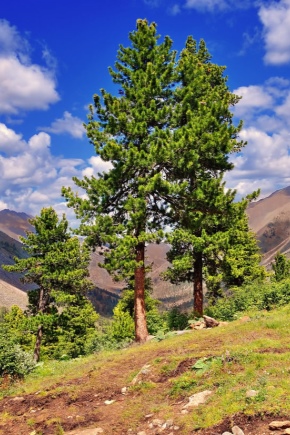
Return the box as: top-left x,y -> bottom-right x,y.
0,328 -> 35,379
166,307 -> 189,330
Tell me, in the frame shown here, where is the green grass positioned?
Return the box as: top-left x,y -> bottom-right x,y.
2,305 -> 290,434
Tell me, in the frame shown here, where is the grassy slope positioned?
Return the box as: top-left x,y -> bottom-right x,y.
1,305 -> 290,434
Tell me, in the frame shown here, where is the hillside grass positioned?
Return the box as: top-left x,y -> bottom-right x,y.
1,304 -> 290,433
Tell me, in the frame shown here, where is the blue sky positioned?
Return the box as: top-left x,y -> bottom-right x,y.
1,0 -> 290,220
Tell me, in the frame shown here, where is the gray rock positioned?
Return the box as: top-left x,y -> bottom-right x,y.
203,315 -> 219,328
11,396 -> 25,402
183,390 -> 213,409
246,389 -> 258,398
152,418 -> 164,426
232,426 -> 245,435
269,421 -> 290,430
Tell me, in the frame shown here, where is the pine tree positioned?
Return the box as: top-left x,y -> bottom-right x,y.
62,20 -> 177,343
272,252 -> 290,282
164,38 -> 249,316
3,207 -> 93,361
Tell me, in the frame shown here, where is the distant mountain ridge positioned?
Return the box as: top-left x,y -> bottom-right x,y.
1,185 -> 290,312
0,209 -> 33,241
0,209 -> 192,314
247,186 -> 290,266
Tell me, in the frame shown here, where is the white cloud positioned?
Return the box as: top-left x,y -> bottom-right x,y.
40,111 -> 85,138
259,0 -> 290,65
168,4 -> 181,15
0,20 -> 59,114
82,156 -> 113,178
184,0 -> 251,12
233,85 -> 274,116
0,125 -> 88,216
227,77 -> 290,199
0,123 -> 26,154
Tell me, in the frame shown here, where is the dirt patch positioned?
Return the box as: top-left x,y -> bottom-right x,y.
257,347 -> 287,354
196,413 -> 286,435
158,357 -> 198,382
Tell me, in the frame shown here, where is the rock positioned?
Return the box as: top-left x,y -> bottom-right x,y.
152,418 -> 164,426
121,387 -> 127,394
281,430 -> 290,435
164,419 -> 173,428
183,390 -> 213,409
246,389 -> 258,398
194,323 -> 206,330
181,409 -> 189,414
222,432 -> 233,435
65,428 -> 104,434
145,414 -> 154,419
269,421 -> 290,430
11,396 -> 25,402
104,399 -> 115,405
232,426 -> 245,435
131,364 -> 151,385
137,432 -> 147,435
203,315 -> 219,328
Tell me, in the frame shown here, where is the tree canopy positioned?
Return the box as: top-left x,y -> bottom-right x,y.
3,207 -> 94,361
63,19 -> 261,337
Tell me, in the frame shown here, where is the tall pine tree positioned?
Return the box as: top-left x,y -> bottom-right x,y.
164,38 -> 249,316
62,20 -> 176,343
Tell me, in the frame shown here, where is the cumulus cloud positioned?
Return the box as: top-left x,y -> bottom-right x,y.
259,0 -> 290,65
0,19 -> 59,114
227,77 -> 290,199
82,156 -> 113,178
0,123 -> 26,154
40,111 -> 85,138
233,85 -> 274,117
0,125 -> 86,215
0,124 -> 114,218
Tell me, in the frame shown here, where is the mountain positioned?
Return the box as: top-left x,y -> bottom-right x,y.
88,243 -> 192,315
0,210 -> 192,314
0,209 -> 33,241
247,186 -> 290,267
2,185 -> 290,313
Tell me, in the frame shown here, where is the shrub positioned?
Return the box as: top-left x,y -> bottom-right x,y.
166,306 -> 189,330
0,327 -> 35,379
205,279 -> 290,321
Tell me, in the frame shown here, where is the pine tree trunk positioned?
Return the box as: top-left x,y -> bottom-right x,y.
33,287 -> 47,362
33,324 -> 43,362
193,252 -> 203,316
134,241 -> 148,343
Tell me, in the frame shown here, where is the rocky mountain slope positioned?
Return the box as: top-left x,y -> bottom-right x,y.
1,184 -> 290,312
0,210 -> 35,309
247,186 -> 290,266
0,209 -> 192,313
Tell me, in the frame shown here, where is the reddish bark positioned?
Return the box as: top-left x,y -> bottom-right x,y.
193,251 -> 203,317
33,287 -> 48,362
134,241 -> 148,343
